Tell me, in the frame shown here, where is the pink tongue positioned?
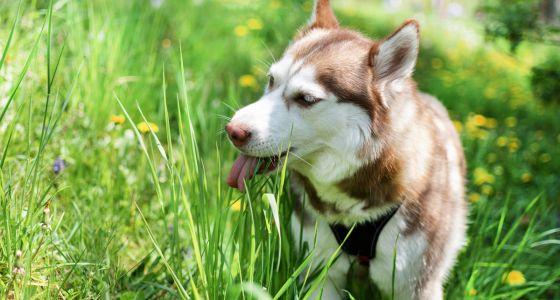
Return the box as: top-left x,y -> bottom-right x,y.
227,154 -> 277,191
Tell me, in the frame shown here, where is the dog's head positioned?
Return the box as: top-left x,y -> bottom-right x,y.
226,0 -> 419,190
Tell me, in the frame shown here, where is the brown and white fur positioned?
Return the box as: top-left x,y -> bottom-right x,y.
225,1 -> 467,299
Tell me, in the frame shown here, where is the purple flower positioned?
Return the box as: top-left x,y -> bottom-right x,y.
53,157 -> 66,175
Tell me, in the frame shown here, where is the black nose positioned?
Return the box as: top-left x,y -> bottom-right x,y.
226,123 -> 252,147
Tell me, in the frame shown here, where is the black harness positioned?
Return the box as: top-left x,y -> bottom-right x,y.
329,206 -> 400,266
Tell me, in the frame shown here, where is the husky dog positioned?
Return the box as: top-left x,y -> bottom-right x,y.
226,1 -> 466,299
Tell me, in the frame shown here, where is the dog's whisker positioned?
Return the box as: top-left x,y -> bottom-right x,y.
260,41 -> 277,64
216,114 -> 232,121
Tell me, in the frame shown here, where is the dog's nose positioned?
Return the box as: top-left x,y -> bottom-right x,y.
226,123 -> 252,147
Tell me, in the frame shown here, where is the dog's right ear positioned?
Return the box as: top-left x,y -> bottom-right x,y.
295,0 -> 339,39
308,0 -> 339,29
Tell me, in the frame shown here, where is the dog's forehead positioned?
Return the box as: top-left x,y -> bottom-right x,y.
271,29 -> 372,81
292,29 -> 369,56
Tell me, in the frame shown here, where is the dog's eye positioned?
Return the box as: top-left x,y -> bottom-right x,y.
267,74 -> 275,89
294,93 -> 321,106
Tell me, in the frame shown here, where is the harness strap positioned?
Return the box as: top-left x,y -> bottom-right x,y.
329,206 -> 400,266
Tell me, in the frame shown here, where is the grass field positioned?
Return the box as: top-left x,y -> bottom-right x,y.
1,0 -> 559,299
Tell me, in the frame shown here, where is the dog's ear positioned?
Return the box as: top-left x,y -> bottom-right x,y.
370,19 -> 419,83
294,0 -> 338,40
309,0 -> 339,29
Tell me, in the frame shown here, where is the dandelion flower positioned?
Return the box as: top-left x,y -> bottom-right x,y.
496,136 -> 508,147
535,130 -> 544,140
472,114 -> 487,127
468,192 -> 481,203
161,38 -> 172,48
503,270 -> 525,286
508,138 -> 520,152
486,118 -> 497,128
231,200 -> 242,212
270,0 -> 281,9
473,167 -> 495,186
247,18 -> 263,30
468,288 -> 477,296
481,185 -> 493,196
111,114 -> 126,125
540,153 -> 551,163
493,165 -> 504,176
505,117 -> 517,127
521,172 -> 532,183
234,25 -> 248,37
137,122 -> 159,134
239,74 -> 257,88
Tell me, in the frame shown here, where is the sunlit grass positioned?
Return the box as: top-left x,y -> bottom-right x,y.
0,0 -> 559,299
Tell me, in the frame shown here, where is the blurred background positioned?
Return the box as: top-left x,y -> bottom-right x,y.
0,0 -> 559,299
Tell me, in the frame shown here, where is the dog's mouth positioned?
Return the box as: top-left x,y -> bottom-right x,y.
227,150 -> 290,191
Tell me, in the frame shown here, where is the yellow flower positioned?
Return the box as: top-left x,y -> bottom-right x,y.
540,153 -> 551,163
496,136 -> 508,147
521,172 -> 532,183
505,117 -> 517,127
161,38 -> 171,48
493,165 -> 504,176
472,114 -> 487,127
270,0 -> 281,9
452,120 -> 463,133
486,118 -> 497,128
468,192 -> 481,203
239,74 -> 257,88
137,122 -> 159,134
481,185 -> 493,196
535,130 -> 544,140
464,115 -> 491,139
231,200 -> 242,212
247,18 -> 263,30
234,25 -> 248,37
468,288 -> 478,296
473,167 -> 495,186
503,270 -> 526,286
508,138 -> 520,152
111,114 -> 126,125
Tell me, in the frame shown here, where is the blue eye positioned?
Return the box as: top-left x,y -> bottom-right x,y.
303,94 -> 317,103
294,93 -> 321,106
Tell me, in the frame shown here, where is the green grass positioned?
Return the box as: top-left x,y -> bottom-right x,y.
1,0 -> 559,299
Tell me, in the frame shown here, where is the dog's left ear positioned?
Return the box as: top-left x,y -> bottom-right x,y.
308,0 -> 339,30
370,20 -> 419,83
